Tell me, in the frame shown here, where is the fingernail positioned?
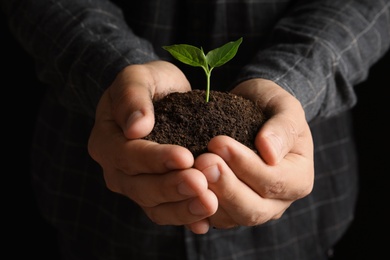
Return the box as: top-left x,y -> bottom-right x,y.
203,165 -> 220,183
178,182 -> 196,196
189,199 -> 208,216
126,110 -> 143,129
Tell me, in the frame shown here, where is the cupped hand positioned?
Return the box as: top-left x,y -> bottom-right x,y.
192,78 -> 314,229
88,61 -> 218,234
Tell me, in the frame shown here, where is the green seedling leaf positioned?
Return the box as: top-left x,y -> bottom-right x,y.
206,37 -> 243,68
162,44 -> 207,68
163,37 -> 243,102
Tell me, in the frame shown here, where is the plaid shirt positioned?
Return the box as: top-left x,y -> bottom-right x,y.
2,0 -> 390,259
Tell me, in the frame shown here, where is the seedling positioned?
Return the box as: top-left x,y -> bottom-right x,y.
163,37 -> 243,102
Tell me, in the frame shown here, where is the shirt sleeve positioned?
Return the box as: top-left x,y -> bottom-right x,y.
235,0 -> 390,122
1,0 -> 159,118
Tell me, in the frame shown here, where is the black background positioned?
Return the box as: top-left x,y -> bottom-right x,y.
2,18 -> 388,259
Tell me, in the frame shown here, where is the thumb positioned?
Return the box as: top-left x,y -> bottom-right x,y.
108,61 -> 191,139
110,83 -> 155,139
108,65 -> 156,139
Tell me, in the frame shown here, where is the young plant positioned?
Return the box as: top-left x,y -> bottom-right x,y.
163,37 -> 243,102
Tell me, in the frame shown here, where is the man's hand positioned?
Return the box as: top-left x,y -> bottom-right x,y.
189,78 -> 314,230
88,61 -> 218,234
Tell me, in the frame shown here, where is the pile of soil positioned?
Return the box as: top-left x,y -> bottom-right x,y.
144,89 -> 266,157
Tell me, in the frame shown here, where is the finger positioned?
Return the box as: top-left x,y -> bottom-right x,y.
207,206 -> 238,229
117,139 -> 194,174
143,189 -> 218,226
89,95 -> 194,174
108,67 -> 156,139
195,153 -> 291,227
207,136 -> 314,201
185,219 -> 211,234
106,167 -> 209,207
254,100 -> 309,165
108,62 -> 191,139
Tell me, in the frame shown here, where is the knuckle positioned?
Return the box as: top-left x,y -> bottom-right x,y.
246,208 -> 270,226
284,118 -> 300,147
263,180 -> 286,198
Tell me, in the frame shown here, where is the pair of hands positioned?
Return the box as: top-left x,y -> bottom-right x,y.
88,61 -> 314,234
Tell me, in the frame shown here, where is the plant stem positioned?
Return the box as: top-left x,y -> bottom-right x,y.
206,72 -> 210,102
205,68 -> 213,102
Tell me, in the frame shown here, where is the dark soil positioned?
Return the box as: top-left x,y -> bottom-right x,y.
144,89 -> 266,158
